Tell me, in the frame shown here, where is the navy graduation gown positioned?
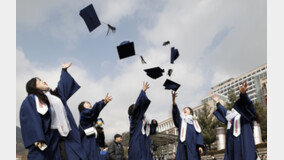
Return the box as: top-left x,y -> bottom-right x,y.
144,121 -> 158,160
128,90 -> 152,160
172,104 -> 204,160
79,100 -> 105,160
20,94 -> 54,160
96,130 -> 106,148
51,69 -> 88,160
213,93 -> 256,160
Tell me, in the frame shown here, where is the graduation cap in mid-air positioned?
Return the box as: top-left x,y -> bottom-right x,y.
117,41 -> 147,64
163,79 -> 180,91
163,41 -> 170,46
80,4 -> 116,35
144,67 -> 165,79
171,47 -> 179,64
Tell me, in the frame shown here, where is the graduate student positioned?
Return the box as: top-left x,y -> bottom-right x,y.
128,82 -> 158,160
171,91 -> 204,160
20,62 -> 87,160
78,93 -> 112,160
212,82 -> 256,160
20,73 -> 53,159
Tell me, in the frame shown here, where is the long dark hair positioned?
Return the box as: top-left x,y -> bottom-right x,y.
26,77 -> 50,106
78,101 -> 86,113
128,104 -> 135,117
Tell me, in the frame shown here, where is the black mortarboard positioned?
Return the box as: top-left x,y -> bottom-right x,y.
80,4 -> 101,32
171,47 -> 179,64
163,41 -> 170,46
117,41 -> 136,59
144,67 -> 165,79
163,79 -> 180,91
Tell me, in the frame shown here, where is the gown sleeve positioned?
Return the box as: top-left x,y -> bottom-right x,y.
172,104 -> 181,129
54,69 -> 81,103
132,90 -> 151,120
234,93 -> 256,122
213,102 -> 228,124
80,100 -> 105,121
150,120 -> 158,135
196,132 -> 204,148
20,95 -> 46,149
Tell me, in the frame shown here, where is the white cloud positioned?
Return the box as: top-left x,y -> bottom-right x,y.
16,0 -> 266,141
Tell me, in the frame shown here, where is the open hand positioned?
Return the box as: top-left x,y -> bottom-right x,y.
172,91 -> 178,104
62,62 -> 72,69
212,94 -> 219,104
104,93 -> 112,104
238,81 -> 248,94
34,142 -> 43,148
142,81 -> 150,92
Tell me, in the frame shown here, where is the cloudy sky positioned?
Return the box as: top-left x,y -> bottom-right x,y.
16,0 -> 266,141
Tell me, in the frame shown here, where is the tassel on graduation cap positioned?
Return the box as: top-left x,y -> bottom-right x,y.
140,56 -> 147,64
168,69 -> 173,76
106,24 -> 116,36
163,41 -> 170,46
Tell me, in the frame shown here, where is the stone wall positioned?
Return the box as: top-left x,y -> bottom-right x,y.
201,148 -> 267,160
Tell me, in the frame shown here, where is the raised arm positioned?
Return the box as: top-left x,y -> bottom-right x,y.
81,93 -> 112,121
212,94 -> 228,124
55,62 -> 80,102
132,82 -> 151,119
234,82 -> 256,122
171,91 -> 181,128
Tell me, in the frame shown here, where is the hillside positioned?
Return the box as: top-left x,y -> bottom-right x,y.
16,126 -> 26,155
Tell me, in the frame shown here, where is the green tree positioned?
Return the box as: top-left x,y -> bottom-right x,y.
226,88 -> 238,110
254,102 -> 267,141
198,102 -> 219,150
